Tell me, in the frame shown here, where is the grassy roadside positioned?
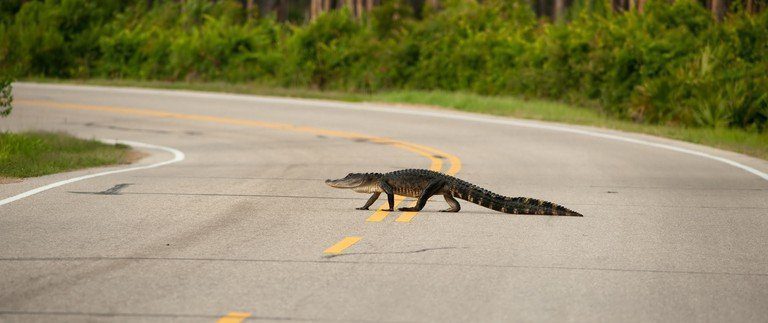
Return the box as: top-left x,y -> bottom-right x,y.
26,78 -> 768,161
0,131 -> 139,180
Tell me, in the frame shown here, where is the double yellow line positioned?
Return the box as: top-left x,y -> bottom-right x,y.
324,140 -> 461,254
19,97 -> 462,323
362,140 -> 460,223
17,99 -> 461,253
217,312 -> 250,323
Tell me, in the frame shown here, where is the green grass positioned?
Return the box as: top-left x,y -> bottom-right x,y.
27,78 -> 372,102
0,131 -> 136,178
372,91 -> 768,160
26,78 -> 768,161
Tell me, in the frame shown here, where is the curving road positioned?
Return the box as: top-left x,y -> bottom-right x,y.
1,83 -> 767,322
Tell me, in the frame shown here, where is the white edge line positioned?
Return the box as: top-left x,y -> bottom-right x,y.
15,82 -> 768,183
0,139 -> 185,207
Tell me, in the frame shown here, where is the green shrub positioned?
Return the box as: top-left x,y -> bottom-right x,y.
280,9 -> 365,89
2,0 -> 126,77
2,0 -> 766,131
0,77 -> 12,117
96,0 -> 281,81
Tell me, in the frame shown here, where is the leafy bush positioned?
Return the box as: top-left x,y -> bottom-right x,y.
0,77 -> 12,117
1,0 -> 126,77
94,0 -> 281,81
1,0 -> 766,131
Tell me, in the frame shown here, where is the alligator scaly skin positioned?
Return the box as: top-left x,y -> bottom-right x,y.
382,169 -> 582,217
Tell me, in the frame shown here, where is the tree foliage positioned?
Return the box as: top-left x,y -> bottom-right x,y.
0,77 -> 12,117
1,0 -> 766,130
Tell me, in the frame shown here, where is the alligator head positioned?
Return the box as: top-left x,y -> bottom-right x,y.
325,173 -> 382,193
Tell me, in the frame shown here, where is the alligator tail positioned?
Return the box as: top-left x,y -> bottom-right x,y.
450,180 -> 583,217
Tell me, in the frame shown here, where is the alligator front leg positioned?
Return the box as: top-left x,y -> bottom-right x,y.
356,192 -> 381,210
380,180 -> 395,211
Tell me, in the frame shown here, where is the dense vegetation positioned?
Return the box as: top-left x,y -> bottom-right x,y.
1,0 -> 766,131
0,77 -> 11,117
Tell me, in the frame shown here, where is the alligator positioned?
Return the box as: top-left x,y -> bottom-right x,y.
325,169 -> 583,217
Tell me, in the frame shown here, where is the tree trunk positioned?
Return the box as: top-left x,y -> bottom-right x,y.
637,0 -> 646,13
277,0 -> 288,21
554,0 -> 565,21
611,0 -> 621,12
356,0 -> 363,16
536,0 -> 546,17
311,0 -> 318,19
711,0 -> 725,21
246,0 -> 255,19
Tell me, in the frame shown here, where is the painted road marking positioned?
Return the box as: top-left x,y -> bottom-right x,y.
366,196 -> 406,222
16,100 -> 459,173
21,82 -> 766,182
217,311 -> 251,323
15,99 -> 463,256
0,140 -> 185,208
324,237 -> 362,254
365,143 -> 449,222
396,205 -> 421,222
18,99 -> 462,225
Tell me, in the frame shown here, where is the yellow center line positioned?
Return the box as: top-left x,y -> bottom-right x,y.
323,236 -> 362,254
17,99 -> 462,253
365,195 -> 406,222
217,311 -> 251,323
395,208 -> 421,222
392,142 -> 462,222
405,142 -> 462,176
366,143 -> 444,222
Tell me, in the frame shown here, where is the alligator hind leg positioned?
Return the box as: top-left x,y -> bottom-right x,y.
398,180 -> 442,212
440,193 -> 461,212
356,192 -> 381,210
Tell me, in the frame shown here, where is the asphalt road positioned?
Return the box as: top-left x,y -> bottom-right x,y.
1,83 -> 767,322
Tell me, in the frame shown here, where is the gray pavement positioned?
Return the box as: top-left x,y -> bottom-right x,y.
1,83 -> 767,322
